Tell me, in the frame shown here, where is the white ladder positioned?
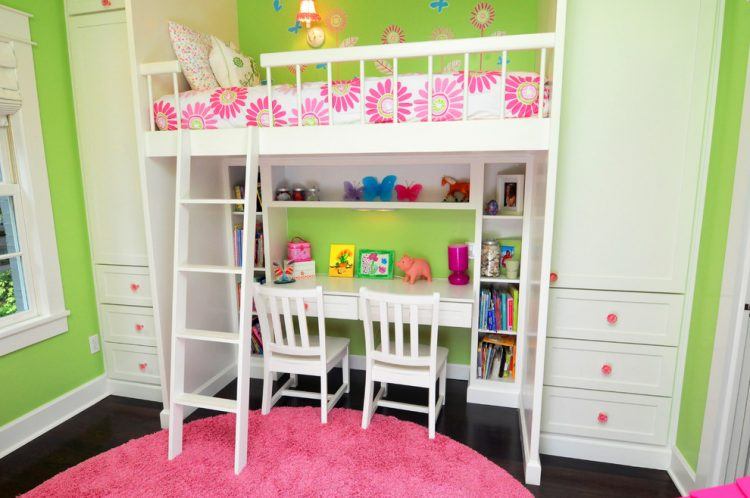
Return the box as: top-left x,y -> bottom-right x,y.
167,127 -> 259,474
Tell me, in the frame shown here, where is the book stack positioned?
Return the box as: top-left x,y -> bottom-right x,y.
250,317 -> 263,355
478,285 -> 519,332
477,335 -> 516,380
255,221 -> 264,267
233,224 -> 243,266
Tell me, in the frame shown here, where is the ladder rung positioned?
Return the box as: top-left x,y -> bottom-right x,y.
179,264 -> 242,275
174,393 -> 237,413
176,328 -> 240,344
181,199 -> 246,205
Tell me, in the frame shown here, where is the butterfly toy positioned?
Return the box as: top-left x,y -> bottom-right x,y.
362,175 -> 397,202
272,260 -> 295,284
344,181 -> 364,201
395,182 -> 423,202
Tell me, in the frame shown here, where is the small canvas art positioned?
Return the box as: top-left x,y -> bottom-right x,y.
328,243 -> 355,278
356,249 -> 395,279
497,174 -> 524,215
498,238 -> 522,277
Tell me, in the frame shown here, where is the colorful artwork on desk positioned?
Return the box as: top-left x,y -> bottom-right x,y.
356,249 -> 395,279
328,244 -> 355,278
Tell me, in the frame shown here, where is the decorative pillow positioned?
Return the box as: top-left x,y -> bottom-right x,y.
209,36 -> 260,88
168,21 -> 218,90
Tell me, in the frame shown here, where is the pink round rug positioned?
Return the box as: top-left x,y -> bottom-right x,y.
24,407 -> 531,497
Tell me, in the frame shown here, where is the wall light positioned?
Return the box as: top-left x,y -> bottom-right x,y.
297,0 -> 325,48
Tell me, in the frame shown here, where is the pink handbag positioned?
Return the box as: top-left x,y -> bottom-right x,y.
287,237 -> 311,262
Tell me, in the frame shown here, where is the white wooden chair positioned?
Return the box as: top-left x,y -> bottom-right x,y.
253,283 -> 350,423
359,287 -> 448,439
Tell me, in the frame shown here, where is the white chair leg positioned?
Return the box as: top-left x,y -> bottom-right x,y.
428,383 -> 436,439
342,348 -> 350,393
261,364 -> 272,415
320,370 -> 328,424
290,373 -> 298,388
382,382 -> 388,398
362,365 -> 373,429
440,363 -> 447,406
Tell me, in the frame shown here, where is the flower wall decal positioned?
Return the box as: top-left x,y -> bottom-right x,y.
431,26 -> 454,41
381,24 -> 406,44
325,9 -> 348,32
470,2 -> 495,32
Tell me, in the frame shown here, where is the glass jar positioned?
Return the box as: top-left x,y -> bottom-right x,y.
275,187 -> 291,201
292,188 -> 306,201
481,240 -> 501,277
305,187 -> 320,201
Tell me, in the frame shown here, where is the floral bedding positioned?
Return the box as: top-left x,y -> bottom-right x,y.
153,71 -> 549,131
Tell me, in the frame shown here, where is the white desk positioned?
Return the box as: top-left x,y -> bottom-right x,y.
269,276 -> 474,328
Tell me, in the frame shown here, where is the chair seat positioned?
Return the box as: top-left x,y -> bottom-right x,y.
371,344 -> 448,388
268,336 -> 350,375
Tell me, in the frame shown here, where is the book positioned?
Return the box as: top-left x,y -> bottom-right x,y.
233,184 -> 245,212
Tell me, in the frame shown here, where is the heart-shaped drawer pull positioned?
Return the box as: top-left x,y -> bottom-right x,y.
101,0 -> 111,6
606,313 -> 618,325
597,412 -> 608,424
134,323 -> 144,332
601,363 -> 612,376
130,283 -> 140,293
138,362 -> 147,371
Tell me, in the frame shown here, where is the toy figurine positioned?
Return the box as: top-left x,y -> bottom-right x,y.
272,260 -> 295,284
396,254 -> 432,284
442,176 -> 470,202
485,199 -> 499,215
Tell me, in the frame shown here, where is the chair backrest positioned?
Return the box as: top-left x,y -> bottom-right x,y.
253,283 -> 326,358
359,287 -> 440,368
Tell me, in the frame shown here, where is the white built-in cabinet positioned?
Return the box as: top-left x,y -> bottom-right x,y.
66,2 -> 161,401
542,0 -> 721,469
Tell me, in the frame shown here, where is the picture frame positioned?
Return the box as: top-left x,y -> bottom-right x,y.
328,243 -> 355,278
497,174 -> 524,215
355,249 -> 395,279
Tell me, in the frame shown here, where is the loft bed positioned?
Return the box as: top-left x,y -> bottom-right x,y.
125,0 -> 566,485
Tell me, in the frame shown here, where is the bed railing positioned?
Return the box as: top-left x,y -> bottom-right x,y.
140,32 -> 555,131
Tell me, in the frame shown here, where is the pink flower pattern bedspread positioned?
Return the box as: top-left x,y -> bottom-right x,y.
153,71 -> 549,131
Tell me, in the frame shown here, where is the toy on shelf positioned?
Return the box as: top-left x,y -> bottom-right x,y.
272,260 -> 295,284
362,175 -> 397,201
287,237 -> 311,262
485,200 -> 499,215
448,244 -> 470,285
395,182 -> 423,202
397,254 -> 432,284
356,249 -> 395,279
442,176 -> 470,202
343,181 -> 363,201
275,186 -> 292,201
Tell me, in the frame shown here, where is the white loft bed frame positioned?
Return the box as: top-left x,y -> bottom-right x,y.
125,0 -> 566,485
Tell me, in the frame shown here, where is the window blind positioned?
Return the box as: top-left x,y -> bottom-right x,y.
0,41 -> 21,115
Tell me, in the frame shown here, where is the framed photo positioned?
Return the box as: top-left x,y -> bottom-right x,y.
328,244 -> 355,278
497,174 -> 524,215
498,238 -> 522,276
355,249 -> 395,279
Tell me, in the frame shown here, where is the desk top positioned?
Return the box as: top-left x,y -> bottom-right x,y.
269,276 -> 474,304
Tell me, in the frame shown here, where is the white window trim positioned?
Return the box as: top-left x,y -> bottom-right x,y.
0,6 -> 69,356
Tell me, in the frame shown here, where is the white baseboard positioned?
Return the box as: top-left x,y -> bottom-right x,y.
539,433 -> 671,470
466,383 -> 520,408
347,354 -> 470,380
668,446 -> 697,496
108,379 -> 163,402
0,374 -> 109,459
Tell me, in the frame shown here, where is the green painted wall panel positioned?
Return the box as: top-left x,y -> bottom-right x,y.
0,1 -> 102,426
676,0 -> 750,471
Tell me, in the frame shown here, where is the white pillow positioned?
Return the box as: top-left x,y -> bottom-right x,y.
209,36 -> 260,88
168,21 -> 218,90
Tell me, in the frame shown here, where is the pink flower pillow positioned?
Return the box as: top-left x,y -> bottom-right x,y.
168,21 -> 218,90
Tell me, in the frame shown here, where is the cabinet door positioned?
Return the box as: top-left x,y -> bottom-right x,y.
551,0 -> 719,293
68,11 -> 148,266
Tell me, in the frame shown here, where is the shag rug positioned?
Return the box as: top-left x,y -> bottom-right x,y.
23,407 -> 532,497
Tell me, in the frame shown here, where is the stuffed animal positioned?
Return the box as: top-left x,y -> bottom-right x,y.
441,176 -> 470,202
396,254 -> 432,284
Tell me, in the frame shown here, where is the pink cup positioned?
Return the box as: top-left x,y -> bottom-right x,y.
448,244 -> 469,285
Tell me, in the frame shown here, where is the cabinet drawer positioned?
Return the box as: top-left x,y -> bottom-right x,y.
100,304 -> 155,346
96,265 -> 152,306
548,289 -> 683,346
296,295 -> 358,320
360,301 -> 472,328
542,387 -> 671,445
105,343 -> 160,385
545,338 -> 677,396
68,0 -> 125,15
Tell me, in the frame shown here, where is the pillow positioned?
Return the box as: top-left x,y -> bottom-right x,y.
168,21 -> 218,90
209,36 -> 260,88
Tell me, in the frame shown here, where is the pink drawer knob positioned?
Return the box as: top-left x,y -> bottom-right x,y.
304,303 -> 309,310
138,362 -> 147,371
607,313 -> 618,325
550,272 -> 558,283
102,0 -> 111,6
597,412 -> 608,424
601,363 -> 612,376
130,283 -> 140,293
135,324 -> 144,332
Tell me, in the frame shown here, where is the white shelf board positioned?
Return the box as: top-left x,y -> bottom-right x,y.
482,215 -> 523,221
174,393 -> 237,413
176,328 -> 240,344
270,275 -> 474,303
182,198 -> 244,205
232,211 -> 263,216
179,264 -> 242,275
479,277 -> 521,284
478,329 -> 518,336
268,200 -> 475,211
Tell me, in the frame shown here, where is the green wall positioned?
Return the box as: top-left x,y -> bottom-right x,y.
0,1 -> 102,426
239,0 -> 541,364
676,0 -> 750,471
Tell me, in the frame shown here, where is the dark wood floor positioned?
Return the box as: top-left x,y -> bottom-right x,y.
0,370 -> 680,497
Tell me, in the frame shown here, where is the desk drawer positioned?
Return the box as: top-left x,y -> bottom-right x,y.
299,295 -> 358,320
360,301 -> 472,328
96,265 -> 152,306
100,304 -> 155,346
548,289 -> 683,346
545,338 -> 677,396
542,387 -> 671,445
105,343 -> 160,385
68,0 -> 125,15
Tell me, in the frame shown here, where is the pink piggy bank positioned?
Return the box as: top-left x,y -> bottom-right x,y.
396,254 -> 432,284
